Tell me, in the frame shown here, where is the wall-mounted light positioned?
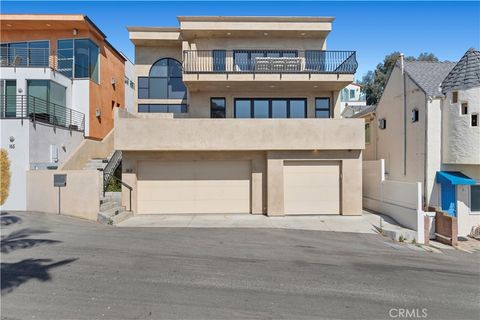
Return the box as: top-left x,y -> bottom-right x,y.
73,28 -> 78,36
95,108 -> 101,118
9,136 -> 15,142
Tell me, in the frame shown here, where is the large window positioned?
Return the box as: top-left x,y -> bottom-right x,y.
27,80 -> 67,125
57,39 -> 99,82
471,185 -> 480,212
315,98 -> 330,118
1,80 -> 17,117
0,41 -> 49,67
234,98 -> 307,118
211,98 -> 226,118
138,58 -> 187,100
138,104 -> 187,113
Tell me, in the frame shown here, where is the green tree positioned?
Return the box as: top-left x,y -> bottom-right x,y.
360,52 -> 439,105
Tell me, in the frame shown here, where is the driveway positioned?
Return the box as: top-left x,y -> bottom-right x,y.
1,211 -> 479,320
118,210 -> 383,234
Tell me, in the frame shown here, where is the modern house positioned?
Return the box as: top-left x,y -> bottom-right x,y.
115,16 -> 364,216
359,49 -> 480,237
339,82 -> 366,116
0,14 -> 128,210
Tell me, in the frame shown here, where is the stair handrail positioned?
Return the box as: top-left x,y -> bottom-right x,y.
108,175 -> 132,212
102,150 -> 122,192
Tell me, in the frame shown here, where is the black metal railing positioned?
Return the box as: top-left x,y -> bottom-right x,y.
0,47 -> 52,68
0,95 -> 85,132
103,150 -> 122,195
183,50 -> 358,74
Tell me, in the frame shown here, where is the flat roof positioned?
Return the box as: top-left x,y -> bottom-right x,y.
177,16 -> 335,23
1,14 -> 125,62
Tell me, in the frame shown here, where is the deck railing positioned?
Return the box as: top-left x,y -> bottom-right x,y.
183,50 -> 358,74
0,95 -> 85,132
0,47 -> 52,68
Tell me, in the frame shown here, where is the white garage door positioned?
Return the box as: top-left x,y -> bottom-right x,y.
283,161 -> 340,215
137,160 -> 251,214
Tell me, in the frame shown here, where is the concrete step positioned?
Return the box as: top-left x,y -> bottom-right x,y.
98,205 -> 127,224
100,201 -> 120,212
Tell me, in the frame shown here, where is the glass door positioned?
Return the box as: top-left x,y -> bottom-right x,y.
1,80 -> 17,117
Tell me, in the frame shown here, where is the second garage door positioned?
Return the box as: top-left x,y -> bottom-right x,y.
137,160 -> 251,214
283,161 -> 340,215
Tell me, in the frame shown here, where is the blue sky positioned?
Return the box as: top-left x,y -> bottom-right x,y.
2,1 -> 479,80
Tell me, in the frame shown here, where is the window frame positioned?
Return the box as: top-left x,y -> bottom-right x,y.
452,91 -> 458,103
138,58 -> 186,100
138,103 -> 188,113
315,97 -> 331,118
472,113 -> 478,127
461,102 -> 468,115
210,97 -> 226,118
233,98 -> 307,119
470,185 -> 480,213
56,38 -> 100,83
365,122 -> 371,144
411,108 -> 419,123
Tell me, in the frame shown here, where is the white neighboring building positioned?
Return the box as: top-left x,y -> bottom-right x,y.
123,54 -> 135,113
361,49 -> 480,237
340,83 -> 366,116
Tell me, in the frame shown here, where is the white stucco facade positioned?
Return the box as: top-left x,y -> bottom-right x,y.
0,119 -> 84,211
442,87 -> 480,165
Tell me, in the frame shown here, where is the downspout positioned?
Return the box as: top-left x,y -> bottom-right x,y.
401,53 -> 407,176
424,94 -> 429,210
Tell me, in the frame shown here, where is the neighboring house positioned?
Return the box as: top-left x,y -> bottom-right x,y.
115,16 -> 364,216
359,49 -> 480,237
123,54 -> 135,113
0,14 -> 127,210
339,82 -> 366,116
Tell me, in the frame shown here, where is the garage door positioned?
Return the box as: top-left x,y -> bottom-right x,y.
137,160 -> 251,214
283,161 -> 340,215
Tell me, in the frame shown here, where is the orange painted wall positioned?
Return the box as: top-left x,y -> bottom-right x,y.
1,26 -> 125,139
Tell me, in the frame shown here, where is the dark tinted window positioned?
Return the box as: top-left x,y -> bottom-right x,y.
272,100 -> 288,118
253,100 -> 269,118
211,98 -> 226,118
315,98 -> 330,118
235,99 -> 251,118
290,100 -> 307,118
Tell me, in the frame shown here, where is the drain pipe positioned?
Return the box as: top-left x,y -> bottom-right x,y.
401,53 -> 407,176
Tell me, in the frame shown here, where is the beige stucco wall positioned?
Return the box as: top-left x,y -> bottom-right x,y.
59,129 -> 114,170
26,170 -> 101,221
361,114 -> 377,161
115,112 -> 364,151
122,149 -> 362,216
375,65 -> 434,206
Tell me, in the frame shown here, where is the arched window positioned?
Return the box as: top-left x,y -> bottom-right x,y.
138,58 -> 186,100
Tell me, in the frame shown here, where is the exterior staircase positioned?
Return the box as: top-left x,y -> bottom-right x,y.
98,192 -> 132,225
83,151 -> 133,225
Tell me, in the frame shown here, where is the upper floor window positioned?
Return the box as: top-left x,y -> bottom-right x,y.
365,122 -> 371,144
452,91 -> 458,103
57,39 -> 99,83
234,98 -> 306,118
1,40 -> 49,67
211,98 -> 226,118
349,89 -> 355,100
471,185 -> 480,212
461,103 -> 468,115
138,58 -> 186,100
472,113 -> 478,127
411,108 -> 419,122
315,98 -> 330,118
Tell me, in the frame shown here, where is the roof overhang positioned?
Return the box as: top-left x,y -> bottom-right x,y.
128,27 -> 182,46
177,16 -> 332,39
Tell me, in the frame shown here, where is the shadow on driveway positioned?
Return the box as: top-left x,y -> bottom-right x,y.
1,258 -> 77,295
1,229 -> 61,254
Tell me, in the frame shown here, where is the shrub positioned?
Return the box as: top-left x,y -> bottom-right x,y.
0,149 -> 11,205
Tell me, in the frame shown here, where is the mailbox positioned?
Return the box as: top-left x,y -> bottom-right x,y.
53,174 -> 67,187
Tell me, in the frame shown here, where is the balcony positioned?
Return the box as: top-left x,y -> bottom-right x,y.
182,50 -> 357,89
0,47 -> 52,68
0,95 -> 85,132
114,109 -> 364,151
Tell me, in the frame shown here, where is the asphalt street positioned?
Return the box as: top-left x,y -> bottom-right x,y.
1,211 -> 479,320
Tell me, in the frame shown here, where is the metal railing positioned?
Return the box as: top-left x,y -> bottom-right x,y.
0,95 -> 85,132
103,150 -> 122,195
183,50 -> 358,74
0,47 -> 52,68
